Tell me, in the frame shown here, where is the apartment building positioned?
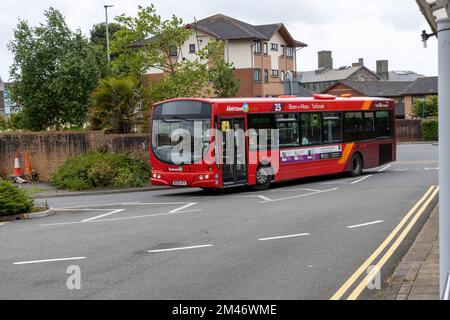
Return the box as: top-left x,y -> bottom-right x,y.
141,14 -> 307,97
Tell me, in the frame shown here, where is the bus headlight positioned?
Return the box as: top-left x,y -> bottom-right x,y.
157,174 -> 161,179
205,175 -> 210,180
199,175 -> 204,180
152,173 -> 157,178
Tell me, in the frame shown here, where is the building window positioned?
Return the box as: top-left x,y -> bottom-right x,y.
189,44 -> 196,53
271,70 -> 279,78
281,45 -> 285,56
271,43 -> 278,51
253,41 -> 261,54
286,46 -> 294,58
264,42 -> 268,55
280,70 -> 285,81
254,69 -> 262,81
169,45 -> 178,57
264,69 -> 269,83
301,113 -> 322,146
323,113 -> 343,144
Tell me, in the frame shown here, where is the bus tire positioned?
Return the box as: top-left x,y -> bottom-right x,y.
349,153 -> 363,177
252,165 -> 273,191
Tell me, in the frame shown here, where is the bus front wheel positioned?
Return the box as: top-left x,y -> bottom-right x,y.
252,166 -> 272,191
349,153 -> 363,177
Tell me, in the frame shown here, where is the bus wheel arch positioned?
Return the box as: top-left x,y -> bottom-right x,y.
349,152 -> 364,177
252,163 -> 273,191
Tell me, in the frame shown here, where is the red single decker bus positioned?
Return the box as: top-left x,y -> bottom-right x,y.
150,94 -> 396,190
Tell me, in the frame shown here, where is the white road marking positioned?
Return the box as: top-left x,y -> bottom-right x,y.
121,202 -> 187,206
258,195 -> 272,201
258,233 -> 310,241
351,175 -> 373,185
56,202 -> 186,209
148,244 -> 213,253
425,167 -> 439,171
260,188 -> 338,203
347,220 -> 384,229
14,256 -> 86,265
393,168 -> 409,172
40,209 -> 203,227
271,188 -> 322,193
0,222 -> 9,226
81,209 -> 125,222
378,165 -> 392,173
169,202 -> 198,213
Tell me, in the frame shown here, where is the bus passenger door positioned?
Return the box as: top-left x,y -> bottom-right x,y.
218,118 -> 247,186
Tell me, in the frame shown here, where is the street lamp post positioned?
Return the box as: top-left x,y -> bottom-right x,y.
104,5 -> 114,63
416,0 -> 450,299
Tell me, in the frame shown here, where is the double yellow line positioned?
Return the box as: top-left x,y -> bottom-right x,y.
330,185 -> 439,300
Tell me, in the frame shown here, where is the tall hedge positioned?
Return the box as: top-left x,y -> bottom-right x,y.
422,119 -> 438,141
0,179 -> 34,216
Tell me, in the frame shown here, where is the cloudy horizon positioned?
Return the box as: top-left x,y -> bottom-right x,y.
0,0 -> 438,82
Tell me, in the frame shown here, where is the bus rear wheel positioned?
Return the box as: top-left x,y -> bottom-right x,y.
349,153 -> 363,177
252,166 -> 272,191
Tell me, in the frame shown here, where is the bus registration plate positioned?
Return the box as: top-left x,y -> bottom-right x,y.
173,181 -> 187,186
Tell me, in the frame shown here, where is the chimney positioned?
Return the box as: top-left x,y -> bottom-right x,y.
352,58 -> 365,67
376,60 -> 389,80
318,51 -> 333,70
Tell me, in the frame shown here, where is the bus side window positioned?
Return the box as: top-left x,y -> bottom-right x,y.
363,112 -> 376,140
344,112 -> 364,142
375,111 -> 390,138
323,112 -> 343,144
300,113 -> 322,146
248,114 -> 276,150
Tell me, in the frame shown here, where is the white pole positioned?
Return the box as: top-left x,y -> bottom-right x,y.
438,17 -> 450,299
105,5 -> 111,63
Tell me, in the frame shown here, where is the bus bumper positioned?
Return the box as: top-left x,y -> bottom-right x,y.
150,172 -> 220,188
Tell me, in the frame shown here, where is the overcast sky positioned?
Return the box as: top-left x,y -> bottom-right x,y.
0,0 -> 438,81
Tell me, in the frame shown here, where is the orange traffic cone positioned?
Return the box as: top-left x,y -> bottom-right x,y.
13,152 -> 22,177
24,152 -> 32,176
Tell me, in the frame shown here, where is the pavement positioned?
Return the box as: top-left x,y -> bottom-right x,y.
384,205 -> 439,300
0,143 -> 439,300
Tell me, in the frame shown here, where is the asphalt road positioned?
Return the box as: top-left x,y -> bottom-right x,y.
0,144 -> 439,300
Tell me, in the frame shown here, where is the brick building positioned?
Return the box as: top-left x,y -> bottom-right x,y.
140,14 -> 307,97
402,77 -> 438,119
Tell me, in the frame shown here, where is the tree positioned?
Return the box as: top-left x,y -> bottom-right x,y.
8,8 -> 102,131
88,77 -> 147,133
412,95 -> 438,118
90,22 -> 122,48
110,5 -> 192,79
200,40 -> 240,98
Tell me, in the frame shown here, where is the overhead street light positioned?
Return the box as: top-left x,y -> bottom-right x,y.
416,0 -> 450,300
104,5 -> 114,63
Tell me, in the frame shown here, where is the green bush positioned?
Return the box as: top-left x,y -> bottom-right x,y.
422,119 -> 439,141
52,151 -> 150,190
0,179 -> 34,216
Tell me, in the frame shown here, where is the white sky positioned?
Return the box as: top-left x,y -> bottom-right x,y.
0,0 -> 438,81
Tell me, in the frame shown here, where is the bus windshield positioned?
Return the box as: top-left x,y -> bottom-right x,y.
152,101 -> 212,165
